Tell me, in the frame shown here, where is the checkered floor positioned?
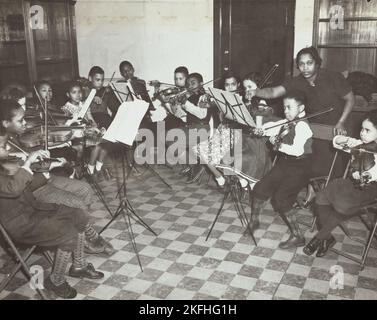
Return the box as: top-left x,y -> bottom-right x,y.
1,162 -> 377,300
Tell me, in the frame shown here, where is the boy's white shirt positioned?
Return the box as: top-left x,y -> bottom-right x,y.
261,111 -> 313,157
333,135 -> 377,182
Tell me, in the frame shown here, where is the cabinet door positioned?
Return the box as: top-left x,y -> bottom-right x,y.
0,0 -> 29,88
30,0 -> 77,83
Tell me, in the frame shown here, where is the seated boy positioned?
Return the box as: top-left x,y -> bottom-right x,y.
251,90 -> 313,249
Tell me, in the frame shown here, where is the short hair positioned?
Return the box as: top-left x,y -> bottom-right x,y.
187,72 -> 203,83
8,87 -> 25,101
119,61 -> 133,72
66,81 -> 82,93
296,46 -> 322,68
174,66 -> 189,77
88,66 -> 105,78
364,111 -> 377,129
35,80 -> 51,91
222,70 -> 240,86
243,72 -> 262,87
0,100 -> 21,133
284,89 -> 307,106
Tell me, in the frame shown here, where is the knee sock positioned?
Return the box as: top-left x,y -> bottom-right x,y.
87,164 -> 95,174
50,248 -> 71,286
215,176 -> 225,186
73,232 -> 87,269
95,161 -> 103,171
238,178 -> 248,188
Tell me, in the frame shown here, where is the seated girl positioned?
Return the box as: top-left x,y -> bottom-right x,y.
303,112 -> 377,257
0,100 -> 114,255
61,81 -> 112,178
194,71 -> 276,190
0,148 -> 104,299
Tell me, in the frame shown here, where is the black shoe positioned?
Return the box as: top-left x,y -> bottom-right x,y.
316,236 -> 336,257
68,263 -> 104,280
303,237 -> 322,256
278,234 -> 305,249
186,167 -> 205,184
45,277 -> 77,299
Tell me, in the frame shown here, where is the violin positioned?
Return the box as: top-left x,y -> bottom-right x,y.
347,142 -> 377,189
1,140 -> 61,175
272,122 -> 295,151
18,129 -> 74,149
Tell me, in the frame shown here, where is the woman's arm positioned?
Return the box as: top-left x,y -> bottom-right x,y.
334,91 -> 355,135
246,85 -> 287,100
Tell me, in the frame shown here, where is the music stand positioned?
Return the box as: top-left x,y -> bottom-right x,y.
110,82 -> 172,198
100,99 -> 157,272
204,88 -> 257,246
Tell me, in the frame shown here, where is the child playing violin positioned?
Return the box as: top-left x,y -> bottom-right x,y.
303,112 -> 377,258
33,81 -> 79,177
83,67 -> 118,177
252,89 -> 313,249
0,147 -> 104,299
0,100 -> 114,255
62,81 -> 110,177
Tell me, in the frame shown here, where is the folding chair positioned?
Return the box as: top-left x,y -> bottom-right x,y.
0,221 -> 53,300
329,200 -> 377,270
298,123 -> 341,231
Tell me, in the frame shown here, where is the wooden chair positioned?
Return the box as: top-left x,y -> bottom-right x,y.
0,220 -> 53,300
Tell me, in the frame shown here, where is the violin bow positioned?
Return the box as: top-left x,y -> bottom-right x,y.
100,71 -> 116,100
263,108 -> 334,131
33,86 -> 58,126
259,64 -> 279,88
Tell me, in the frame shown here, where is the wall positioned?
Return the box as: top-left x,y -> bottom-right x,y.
75,0 -> 315,82
294,0 -> 315,57
75,0 -> 213,85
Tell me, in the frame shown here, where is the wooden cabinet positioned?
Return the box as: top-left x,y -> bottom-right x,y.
313,0 -> 377,74
0,0 -> 78,90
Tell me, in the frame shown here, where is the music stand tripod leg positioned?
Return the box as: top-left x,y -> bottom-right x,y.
144,162 -> 172,189
85,173 -> 114,218
122,198 -> 157,236
206,185 -> 230,241
231,184 -> 257,246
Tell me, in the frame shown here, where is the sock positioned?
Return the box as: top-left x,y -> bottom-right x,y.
87,164 -> 95,174
95,161 -> 103,171
73,232 -> 87,269
50,248 -> 71,286
215,176 -> 225,186
239,178 -> 248,188
249,182 -> 256,190
84,224 -> 99,242
69,169 -> 75,179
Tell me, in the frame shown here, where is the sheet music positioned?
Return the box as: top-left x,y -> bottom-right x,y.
78,89 -> 96,119
208,87 -> 256,127
102,100 -> 149,146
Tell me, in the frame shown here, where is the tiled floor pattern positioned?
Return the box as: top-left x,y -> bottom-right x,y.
1,164 -> 377,300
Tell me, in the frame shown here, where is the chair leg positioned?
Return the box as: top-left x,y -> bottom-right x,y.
360,216 -> 377,270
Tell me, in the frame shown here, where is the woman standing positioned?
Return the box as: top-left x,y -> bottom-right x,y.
246,46 -> 355,178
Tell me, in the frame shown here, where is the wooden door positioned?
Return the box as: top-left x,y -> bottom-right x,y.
214,0 -> 296,86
